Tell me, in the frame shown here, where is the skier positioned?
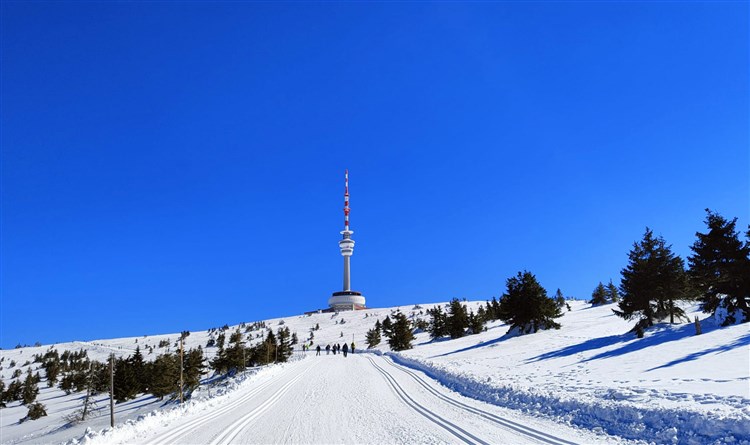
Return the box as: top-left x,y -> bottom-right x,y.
342,342 -> 349,357
325,344 -> 331,355
316,345 -> 321,356
350,342 -> 355,354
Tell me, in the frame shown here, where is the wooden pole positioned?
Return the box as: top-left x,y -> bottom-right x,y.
179,335 -> 184,404
109,353 -> 114,428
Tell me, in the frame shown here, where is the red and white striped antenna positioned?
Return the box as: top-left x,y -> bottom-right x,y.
344,169 -> 350,230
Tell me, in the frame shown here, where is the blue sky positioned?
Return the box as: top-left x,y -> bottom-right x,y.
1,1 -> 747,348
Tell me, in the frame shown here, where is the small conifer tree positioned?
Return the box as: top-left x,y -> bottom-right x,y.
614,228 -> 693,331
497,270 -> 563,335
688,210 -> 750,325
589,282 -> 608,306
365,326 -> 381,348
386,312 -> 414,351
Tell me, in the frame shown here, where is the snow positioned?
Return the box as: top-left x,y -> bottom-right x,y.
1,300 -> 748,444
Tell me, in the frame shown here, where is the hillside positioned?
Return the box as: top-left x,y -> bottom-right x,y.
1,300 -> 748,444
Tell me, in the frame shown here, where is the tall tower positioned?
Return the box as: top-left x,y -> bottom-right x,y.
328,170 -> 366,311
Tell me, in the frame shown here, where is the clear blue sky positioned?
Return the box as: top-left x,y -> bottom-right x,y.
1,1 -> 747,348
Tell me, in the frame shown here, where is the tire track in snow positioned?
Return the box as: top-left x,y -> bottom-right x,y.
366,356 -> 490,445
208,360 -> 317,445
380,356 -> 579,445
151,361 -> 306,445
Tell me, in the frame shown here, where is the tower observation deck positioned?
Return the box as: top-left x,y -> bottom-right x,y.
328,170 -> 366,311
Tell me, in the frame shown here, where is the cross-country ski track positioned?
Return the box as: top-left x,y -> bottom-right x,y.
109,353 -> 610,445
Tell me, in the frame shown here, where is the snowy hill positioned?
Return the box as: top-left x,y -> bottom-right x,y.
1,300 -> 748,444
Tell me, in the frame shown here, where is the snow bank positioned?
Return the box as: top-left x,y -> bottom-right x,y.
383,352 -> 750,444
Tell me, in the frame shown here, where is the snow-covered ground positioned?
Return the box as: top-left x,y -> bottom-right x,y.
1,300 -> 748,444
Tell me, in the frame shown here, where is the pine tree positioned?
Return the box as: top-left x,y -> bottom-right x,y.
386,312 -> 414,351
277,327 -> 294,362
467,310 -> 484,334
554,289 -> 565,308
497,270 -> 563,335
446,299 -> 469,339
365,326 -> 381,348
183,348 -> 206,395
21,369 -> 39,405
25,402 -> 47,421
589,282 -> 608,306
131,346 -> 147,394
381,316 -> 393,338
427,306 -> 447,340
688,210 -> 750,325
614,228 -> 693,331
605,280 -> 620,303
150,353 -> 179,400
113,357 -> 138,402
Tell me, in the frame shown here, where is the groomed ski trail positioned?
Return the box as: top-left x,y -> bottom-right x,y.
113,353 -> 613,444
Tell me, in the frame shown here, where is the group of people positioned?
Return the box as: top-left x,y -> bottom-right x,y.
314,342 -> 355,357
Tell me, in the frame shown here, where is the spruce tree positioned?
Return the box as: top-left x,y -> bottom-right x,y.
467,310 -> 484,334
21,369 -> 39,405
688,210 -> 750,325
277,327 -> 294,362
614,228 -> 693,331
497,270 -> 563,335
25,402 -> 47,421
113,357 -> 138,402
365,326 -> 381,348
446,299 -> 469,339
381,316 -> 393,338
554,289 -> 565,308
427,306 -> 447,340
150,353 -> 179,400
605,280 -> 620,303
386,312 -> 414,351
590,282 -> 608,306
183,348 -> 206,394
131,346 -> 147,394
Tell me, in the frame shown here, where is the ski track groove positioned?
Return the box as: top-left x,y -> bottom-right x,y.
151,362 -> 305,445
208,361 -> 317,445
380,355 -> 579,445
366,356 -> 490,445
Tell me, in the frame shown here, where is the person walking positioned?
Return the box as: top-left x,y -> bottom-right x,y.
342,342 -> 349,357
350,342 -> 355,354
316,345 -> 321,356
325,344 -> 331,355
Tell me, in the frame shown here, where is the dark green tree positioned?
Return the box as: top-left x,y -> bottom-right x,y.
446,299 -> 469,339
381,316 -> 393,338
21,369 -> 39,405
614,228 -> 693,331
183,348 -> 206,395
277,327 -> 294,362
113,357 -> 138,402
131,346 -> 147,393
427,306 -> 447,340
688,210 -> 750,325
25,402 -> 47,421
497,270 -> 563,335
150,353 -> 179,400
386,312 -> 414,351
605,280 -> 620,303
467,310 -> 484,334
554,289 -> 566,308
590,282 -> 608,306
365,326 -> 381,348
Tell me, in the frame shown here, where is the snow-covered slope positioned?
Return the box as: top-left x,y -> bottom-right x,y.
1,300 -> 748,444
